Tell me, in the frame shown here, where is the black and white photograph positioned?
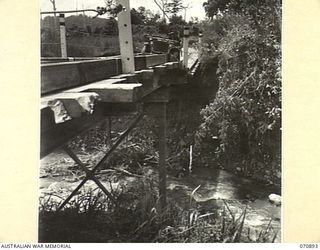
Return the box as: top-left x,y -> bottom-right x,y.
38,0 -> 282,243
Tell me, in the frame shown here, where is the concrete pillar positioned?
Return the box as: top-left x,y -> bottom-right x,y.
59,14 -> 67,58
183,26 -> 190,68
116,0 -> 135,73
198,30 -> 203,58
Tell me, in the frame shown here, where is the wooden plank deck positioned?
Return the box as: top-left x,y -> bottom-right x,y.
40,56 -> 189,157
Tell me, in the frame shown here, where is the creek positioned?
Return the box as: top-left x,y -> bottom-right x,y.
40,151 -> 281,242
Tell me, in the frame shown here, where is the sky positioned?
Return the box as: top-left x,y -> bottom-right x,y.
40,0 -> 207,21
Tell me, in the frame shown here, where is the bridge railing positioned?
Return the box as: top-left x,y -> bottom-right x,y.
41,54 -> 168,95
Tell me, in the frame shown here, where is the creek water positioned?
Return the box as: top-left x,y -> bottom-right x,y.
167,167 -> 281,241
40,152 -> 281,242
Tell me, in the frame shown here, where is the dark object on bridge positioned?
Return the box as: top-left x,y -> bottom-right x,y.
141,35 -> 181,61
168,47 -> 180,62
153,37 -> 170,54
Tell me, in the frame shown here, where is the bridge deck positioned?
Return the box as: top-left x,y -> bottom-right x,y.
41,54 -> 186,158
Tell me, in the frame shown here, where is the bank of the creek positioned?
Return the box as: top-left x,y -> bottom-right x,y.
40,151 -> 281,242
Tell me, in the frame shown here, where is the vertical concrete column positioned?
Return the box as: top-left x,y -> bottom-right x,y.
59,14 -> 67,58
158,102 -> 167,210
183,26 -> 190,68
116,0 -> 135,73
198,30 -> 203,58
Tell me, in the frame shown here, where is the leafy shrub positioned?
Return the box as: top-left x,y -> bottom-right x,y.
196,1 -> 281,184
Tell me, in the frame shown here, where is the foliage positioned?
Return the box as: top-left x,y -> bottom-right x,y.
167,0 -> 184,16
39,180 -> 278,242
131,7 -> 162,25
196,0 -> 281,184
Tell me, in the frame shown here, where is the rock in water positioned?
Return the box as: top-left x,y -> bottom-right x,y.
268,194 -> 281,205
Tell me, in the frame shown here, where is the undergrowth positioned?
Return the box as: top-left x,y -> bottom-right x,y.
39,180 -> 278,243
195,1 -> 281,185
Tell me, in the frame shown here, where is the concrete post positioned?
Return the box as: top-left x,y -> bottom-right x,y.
116,0 -> 135,73
183,26 -> 190,68
59,14 -> 67,58
198,30 -> 203,58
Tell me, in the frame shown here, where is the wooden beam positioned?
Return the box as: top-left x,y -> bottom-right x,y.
41,106 -> 55,131
111,73 -> 138,82
136,69 -> 154,92
142,87 -> 170,103
41,58 -> 122,94
41,92 -> 99,124
41,54 -> 168,94
63,78 -> 125,93
41,107 -> 107,158
66,81 -> 143,103
83,83 -> 143,103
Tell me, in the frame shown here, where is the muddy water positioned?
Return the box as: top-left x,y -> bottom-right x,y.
167,167 -> 281,241
40,152 -> 281,242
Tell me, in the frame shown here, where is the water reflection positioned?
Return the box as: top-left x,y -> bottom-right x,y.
167,167 -> 281,241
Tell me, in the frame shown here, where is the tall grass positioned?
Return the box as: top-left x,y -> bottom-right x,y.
39,178 -> 278,243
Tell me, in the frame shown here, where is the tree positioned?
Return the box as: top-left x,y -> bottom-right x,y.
167,0 -> 183,16
153,0 -> 170,21
169,15 -> 185,26
203,0 -> 282,34
145,10 -> 161,25
131,8 -> 146,25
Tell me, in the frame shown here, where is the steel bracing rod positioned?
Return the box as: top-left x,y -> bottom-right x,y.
91,113 -> 144,173
57,178 -> 88,211
64,146 -> 91,175
63,146 -> 117,204
57,113 -> 143,210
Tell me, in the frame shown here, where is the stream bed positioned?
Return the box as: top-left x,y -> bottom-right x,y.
40,151 -> 281,242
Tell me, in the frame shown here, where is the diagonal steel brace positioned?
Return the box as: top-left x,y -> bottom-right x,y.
57,113 -> 143,211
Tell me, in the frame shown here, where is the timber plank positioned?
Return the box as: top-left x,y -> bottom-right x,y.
41,106 -> 55,131
41,107 -> 107,158
86,83 -> 143,103
142,86 -> 170,103
41,92 -> 99,124
66,81 -> 143,103
111,73 -> 138,83
135,69 -> 154,93
63,78 -> 126,93
41,58 -> 122,94
135,69 -> 154,80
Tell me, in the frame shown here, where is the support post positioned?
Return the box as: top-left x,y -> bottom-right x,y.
56,114 -> 143,211
183,26 -> 190,68
198,30 -> 203,58
116,0 -> 135,73
158,102 -> 167,210
107,117 -> 112,147
59,14 -> 67,58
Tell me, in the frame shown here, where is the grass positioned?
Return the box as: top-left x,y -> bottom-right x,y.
39,177 -> 279,243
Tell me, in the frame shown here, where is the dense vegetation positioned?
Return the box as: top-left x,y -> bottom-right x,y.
195,0 -> 282,185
